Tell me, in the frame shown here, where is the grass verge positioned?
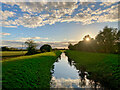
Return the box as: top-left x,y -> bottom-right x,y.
2,50 -> 61,88
1,51 -> 27,60
66,50 -> 120,89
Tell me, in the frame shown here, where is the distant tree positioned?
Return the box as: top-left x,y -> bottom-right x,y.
25,39 -> 37,55
9,47 -> 18,51
1,46 -> 9,51
53,48 -> 58,51
40,44 -> 52,53
96,26 -> 117,53
68,43 -> 74,50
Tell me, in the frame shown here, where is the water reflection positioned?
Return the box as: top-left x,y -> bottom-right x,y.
50,53 -> 101,88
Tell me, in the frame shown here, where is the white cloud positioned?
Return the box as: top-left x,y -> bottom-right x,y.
3,25 -> 17,28
91,5 -> 95,8
1,2 -> 119,28
0,33 -> 11,35
0,10 -> 15,20
100,2 -> 116,7
71,3 -> 119,25
19,37 -> 49,41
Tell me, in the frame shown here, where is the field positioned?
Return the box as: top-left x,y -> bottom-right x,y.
1,51 -> 27,60
66,50 -> 120,89
2,50 -> 61,88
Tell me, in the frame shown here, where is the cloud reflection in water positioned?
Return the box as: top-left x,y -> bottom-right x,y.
50,53 -> 101,88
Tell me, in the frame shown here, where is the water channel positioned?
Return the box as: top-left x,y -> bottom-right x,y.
50,52 -> 101,89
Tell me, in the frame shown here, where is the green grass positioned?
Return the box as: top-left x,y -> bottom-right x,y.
1,51 -> 27,60
66,50 -> 120,89
2,50 -> 61,88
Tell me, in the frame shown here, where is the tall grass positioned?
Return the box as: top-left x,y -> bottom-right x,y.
2,51 -> 61,88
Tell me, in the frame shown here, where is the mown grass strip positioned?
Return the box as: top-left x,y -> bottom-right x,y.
2,50 -> 61,88
1,51 -> 27,60
66,50 -> 120,89
2,51 -> 58,62
1,51 -> 27,57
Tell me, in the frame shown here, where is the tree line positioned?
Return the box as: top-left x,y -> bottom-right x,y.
1,40 -> 52,55
25,39 -> 52,55
68,26 -> 120,54
1,46 -> 26,51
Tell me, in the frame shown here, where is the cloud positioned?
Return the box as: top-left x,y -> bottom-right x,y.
91,5 -> 95,8
0,10 -> 15,20
2,40 -> 78,49
1,2 -> 119,28
99,2 -> 116,7
0,33 -> 11,35
72,3 -> 119,24
3,25 -> 17,28
10,37 -> 49,42
21,37 -> 48,41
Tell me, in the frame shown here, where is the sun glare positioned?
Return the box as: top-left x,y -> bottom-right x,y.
86,37 -> 90,41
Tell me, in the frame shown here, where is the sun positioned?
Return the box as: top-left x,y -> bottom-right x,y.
85,37 -> 90,41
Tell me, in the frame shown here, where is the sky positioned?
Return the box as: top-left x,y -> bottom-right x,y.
0,1 -> 119,49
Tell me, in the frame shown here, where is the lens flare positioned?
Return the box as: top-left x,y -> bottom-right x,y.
86,37 -> 90,41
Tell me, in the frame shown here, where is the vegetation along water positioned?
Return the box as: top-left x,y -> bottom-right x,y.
2,50 -> 61,88
65,50 -> 120,89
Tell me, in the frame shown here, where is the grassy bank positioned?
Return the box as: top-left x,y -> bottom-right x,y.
1,51 -> 27,60
2,50 -> 61,88
66,50 -> 120,89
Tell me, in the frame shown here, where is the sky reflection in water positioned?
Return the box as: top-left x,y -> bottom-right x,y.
50,53 -> 101,88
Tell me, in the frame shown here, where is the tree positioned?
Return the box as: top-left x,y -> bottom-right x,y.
25,39 -> 37,55
68,43 -> 74,50
117,30 -> 120,40
68,35 -> 97,52
83,35 -> 92,41
96,26 -> 117,53
67,26 -> 119,54
40,44 -> 52,53
117,30 -> 120,54
1,46 -> 9,51
76,35 -> 97,52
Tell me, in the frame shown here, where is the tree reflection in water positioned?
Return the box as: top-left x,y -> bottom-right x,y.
68,57 -> 101,89
51,53 -> 102,89
77,65 -> 101,89
68,57 -> 72,66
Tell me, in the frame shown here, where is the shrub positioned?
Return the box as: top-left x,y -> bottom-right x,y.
40,44 -> 52,53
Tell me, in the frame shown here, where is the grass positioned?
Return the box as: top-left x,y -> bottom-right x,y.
1,51 -> 27,60
66,50 -> 120,89
2,50 -> 61,88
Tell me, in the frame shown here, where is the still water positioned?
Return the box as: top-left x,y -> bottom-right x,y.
50,53 -> 101,88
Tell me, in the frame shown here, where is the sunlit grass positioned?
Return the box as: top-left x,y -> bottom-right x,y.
2,50 -> 62,88
1,51 -> 27,60
2,51 -> 57,62
1,51 -> 27,57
